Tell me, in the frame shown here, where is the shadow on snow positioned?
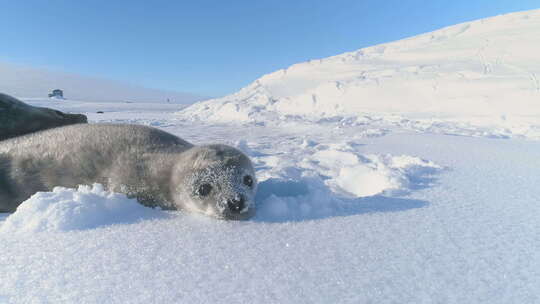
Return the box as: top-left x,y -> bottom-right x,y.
252,178 -> 430,223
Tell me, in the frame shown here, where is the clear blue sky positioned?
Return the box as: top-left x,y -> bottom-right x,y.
1,0 -> 538,97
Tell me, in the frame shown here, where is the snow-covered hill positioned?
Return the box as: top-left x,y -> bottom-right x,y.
0,62 -> 204,104
178,9 -> 540,139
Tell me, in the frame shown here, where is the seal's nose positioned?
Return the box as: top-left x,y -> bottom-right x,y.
227,195 -> 246,213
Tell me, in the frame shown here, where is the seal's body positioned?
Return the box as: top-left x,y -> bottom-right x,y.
0,124 -> 257,220
0,93 -> 87,141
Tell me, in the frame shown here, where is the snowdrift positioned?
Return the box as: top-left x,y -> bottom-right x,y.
0,184 -> 165,233
178,9 -> 540,139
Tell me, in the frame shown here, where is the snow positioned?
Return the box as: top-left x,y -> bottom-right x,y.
178,9 -> 540,139
2,8 -> 540,303
1,114 -> 539,302
0,184 -> 165,234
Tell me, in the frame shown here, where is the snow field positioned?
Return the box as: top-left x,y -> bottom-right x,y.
1,124 -> 539,303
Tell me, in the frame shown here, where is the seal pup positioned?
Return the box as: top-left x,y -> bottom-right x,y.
0,124 -> 257,220
0,93 -> 87,141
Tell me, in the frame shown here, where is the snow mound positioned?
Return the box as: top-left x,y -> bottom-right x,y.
252,140 -> 442,222
0,184 -> 165,233
309,149 -> 441,197
178,9 -> 540,139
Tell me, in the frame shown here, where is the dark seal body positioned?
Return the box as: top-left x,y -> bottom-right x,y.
0,93 -> 87,141
0,124 -> 257,220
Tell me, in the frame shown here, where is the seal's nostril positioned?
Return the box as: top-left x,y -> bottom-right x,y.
227,196 -> 245,213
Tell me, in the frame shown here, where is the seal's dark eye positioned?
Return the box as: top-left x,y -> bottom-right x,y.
197,184 -> 212,196
243,175 -> 253,188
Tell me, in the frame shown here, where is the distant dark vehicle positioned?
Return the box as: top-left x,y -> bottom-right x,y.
48,89 -> 64,98
97,111 -> 104,114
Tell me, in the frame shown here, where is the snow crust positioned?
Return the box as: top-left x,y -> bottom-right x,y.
178,9 -> 540,139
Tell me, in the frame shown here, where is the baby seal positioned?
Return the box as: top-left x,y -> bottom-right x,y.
0,92 -> 87,141
0,124 -> 257,220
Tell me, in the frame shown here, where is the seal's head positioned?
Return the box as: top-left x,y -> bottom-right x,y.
171,144 -> 257,220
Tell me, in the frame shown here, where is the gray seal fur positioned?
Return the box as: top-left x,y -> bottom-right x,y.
0,124 -> 257,220
0,93 -> 87,141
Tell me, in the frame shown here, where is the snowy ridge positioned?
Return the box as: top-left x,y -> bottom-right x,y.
178,9 -> 540,139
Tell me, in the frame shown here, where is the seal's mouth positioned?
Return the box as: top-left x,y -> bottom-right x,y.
210,193 -> 254,220
212,199 -> 255,221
